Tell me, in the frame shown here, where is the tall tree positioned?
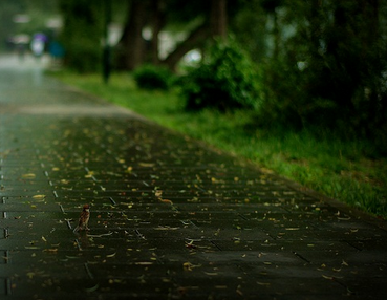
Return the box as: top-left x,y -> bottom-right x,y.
116,0 -> 233,71
164,0 -> 230,70
230,0 -> 266,62
260,0 -> 283,60
211,0 -> 228,39
59,0 -> 103,72
150,0 -> 167,65
256,0 -> 387,142
162,22 -> 210,71
116,0 -> 150,70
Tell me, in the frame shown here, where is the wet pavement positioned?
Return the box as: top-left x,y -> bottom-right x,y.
1,54 -> 387,300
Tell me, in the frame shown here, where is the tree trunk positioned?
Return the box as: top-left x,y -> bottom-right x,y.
273,12 -> 279,60
162,0 -> 228,71
363,0 -> 380,47
210,0 -> 228,40
162,22 -> 210,71
150,0 -> 167,65
117,0 -> 229,71
117,0 -> 149,70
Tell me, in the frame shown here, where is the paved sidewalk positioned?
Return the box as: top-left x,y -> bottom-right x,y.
1,56 -> 386,300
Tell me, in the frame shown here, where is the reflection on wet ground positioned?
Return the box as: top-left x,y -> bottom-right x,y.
1,55 -> 387,299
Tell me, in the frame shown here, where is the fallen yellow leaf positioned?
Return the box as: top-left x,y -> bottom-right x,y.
22,173 -> 36,179
44,248 -> 58,253
257,281 -> 271,286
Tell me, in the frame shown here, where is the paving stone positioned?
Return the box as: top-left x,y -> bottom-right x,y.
1,57 -> 386,299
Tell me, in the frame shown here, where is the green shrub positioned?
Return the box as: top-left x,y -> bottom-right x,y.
133,64 -> 174,90
180,40 -> 260,111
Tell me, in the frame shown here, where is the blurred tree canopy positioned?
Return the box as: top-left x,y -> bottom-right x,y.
115,0 -> 231,71
58,0 -> 387,147
251,0 -> 387,148
0,0 -> 59,51
60,0 -> 232,71
59,0 -> 104,72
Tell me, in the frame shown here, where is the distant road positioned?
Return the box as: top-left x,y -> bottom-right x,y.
0,52 -> 50,69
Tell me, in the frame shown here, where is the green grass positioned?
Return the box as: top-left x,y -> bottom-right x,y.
52,71 -> 387,218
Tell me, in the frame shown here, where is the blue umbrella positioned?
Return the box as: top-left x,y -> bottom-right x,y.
33,33 -> 47,42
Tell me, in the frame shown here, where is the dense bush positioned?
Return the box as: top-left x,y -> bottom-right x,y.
180,40 -> 260,111
253,0 -> 387,150
133,64 -> 175,90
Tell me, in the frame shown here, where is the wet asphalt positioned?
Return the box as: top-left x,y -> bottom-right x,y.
0,54 -> 387,300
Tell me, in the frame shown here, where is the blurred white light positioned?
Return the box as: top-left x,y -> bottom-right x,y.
13,14 -> 30,23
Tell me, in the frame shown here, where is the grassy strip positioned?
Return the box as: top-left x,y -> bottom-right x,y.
52,71 -> 387,218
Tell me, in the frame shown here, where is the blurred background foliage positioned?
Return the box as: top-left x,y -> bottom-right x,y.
2,0 -> 386,151
181,39 -> 260,111
255,0 -> 387,154
133,64 -> 174,90
59,0 -> 103,72
0,0 -> 59,46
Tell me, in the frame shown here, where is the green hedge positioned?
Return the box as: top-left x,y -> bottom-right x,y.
180,40 -> 260,111
133,64 -> 175,90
